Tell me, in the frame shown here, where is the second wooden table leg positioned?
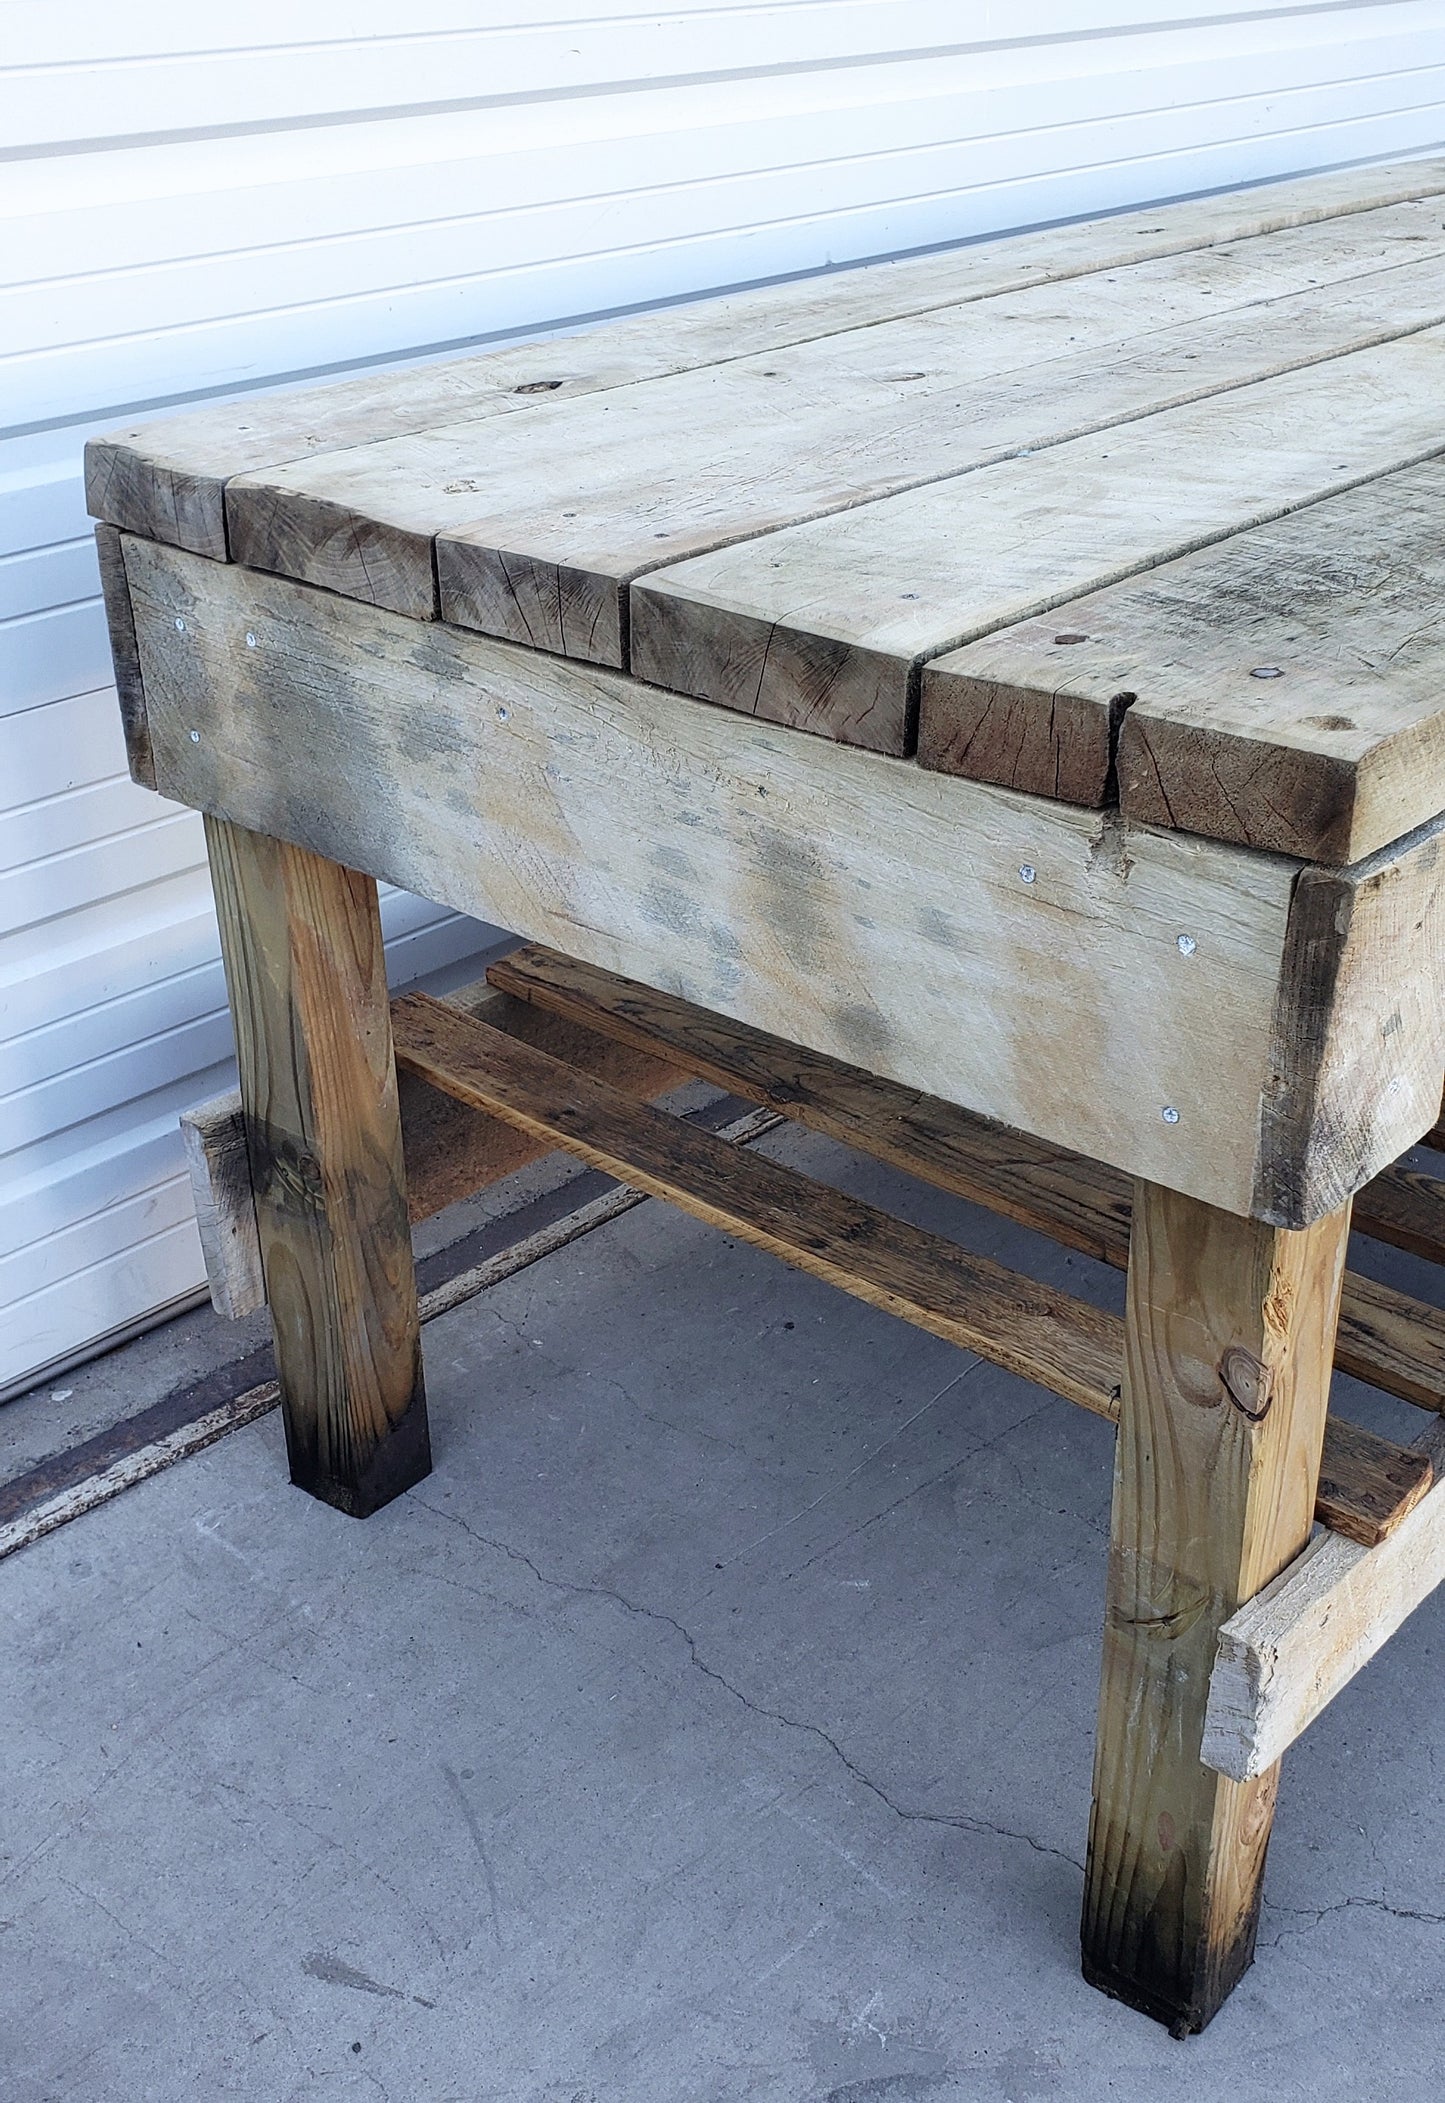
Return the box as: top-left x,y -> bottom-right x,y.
1081,1179 -> 1350,2034
206,815 -> 431,1516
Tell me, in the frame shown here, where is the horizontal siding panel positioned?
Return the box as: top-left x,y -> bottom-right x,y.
0,1216 -> 206,1398
4,1011 -> 235,1170
0,462 -> 89,561
0,0 -> 1351,81
0,598 -> 113,715
2,689 -> 129,809
0,537 -> 97,622
0,889 -> 488,1147
0,807 -> 203,934
0,955 -> 226,1108
9,17 -> 1442,260
9,92 -> 1445,422
19,36 -> 1445,307
16,24 -> 1445,293
9,7 -> 1269,150
1,907 -> 487,1155
0,1162 -> 199,1303
0,868 -> 217,1013
0,1084 -> 229,1241
0,772 -> 154,873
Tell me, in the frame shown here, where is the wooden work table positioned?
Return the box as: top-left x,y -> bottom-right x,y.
94,155 -> 1445,2038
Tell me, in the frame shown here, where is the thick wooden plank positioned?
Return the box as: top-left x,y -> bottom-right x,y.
125,540 -> 1445,1222
124,537 -> 1306,1218
490,944 -> 1445,1415
181,938 -> 1445,1412
1203,1418 -> 1445,1784
1082,1181 -> 1352,2034
206,816 -> 430,1516
181,978 -> 686,1321
1312,1412 -> 1434,1549
1256,824 -> 1445,1226
85,165 -> 1445,558
922,462 -> 1445,862
389,992 -> 1125,1418
228,239 -> 1445,644
93,524 -> 153,789
488,944 -> 1136,1262
179,1092 -> 260,1322
390,990 -> 1423,1547
631,329 -> 1445,755
1334,1269 -> 1445,1414
1352,1155 -> 1445,1265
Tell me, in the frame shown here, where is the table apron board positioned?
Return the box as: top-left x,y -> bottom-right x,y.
118,532 -> 1445,1226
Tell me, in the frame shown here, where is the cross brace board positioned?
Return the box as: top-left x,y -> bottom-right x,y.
386,987 -> 1427,1551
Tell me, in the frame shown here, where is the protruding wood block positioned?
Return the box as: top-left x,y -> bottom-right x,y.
206,815 -> 430,1516
1081,1181 -> 1351,2034
1204,1417 -> 1445,1782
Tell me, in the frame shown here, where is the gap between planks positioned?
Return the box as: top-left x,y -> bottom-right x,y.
486,945 -> 1445,1422
390,986 -> 1429,1550
181,944 -> 1445,1537
89,161 -> 1445,562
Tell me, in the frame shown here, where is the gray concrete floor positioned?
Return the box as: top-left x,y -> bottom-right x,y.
4,1124 -> 1445,2101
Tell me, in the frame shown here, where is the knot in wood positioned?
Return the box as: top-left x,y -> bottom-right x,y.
1219,1344 -> 1274,1422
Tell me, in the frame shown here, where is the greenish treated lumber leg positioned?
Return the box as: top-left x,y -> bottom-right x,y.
206,815 -> 430,1515
1082,1179 -> 1350,2033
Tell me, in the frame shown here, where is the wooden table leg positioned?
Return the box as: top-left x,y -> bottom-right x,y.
1081,1179 -> 1351,2034
205,815 -> 431,1516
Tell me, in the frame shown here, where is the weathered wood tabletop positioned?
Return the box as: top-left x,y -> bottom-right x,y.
93,156 -> 1445,2039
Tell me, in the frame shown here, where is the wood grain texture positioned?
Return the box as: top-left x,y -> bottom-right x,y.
125,541 -> 1445,1223
490,944 -> 1445,1419
392,989 -> 1422,1547
390,992 -> 1127,1415
1255,819 -> 1445,1227
221,239 -> 1445,652
94,524 -> 153,788
125,538 -> 1306,1218
85,164 -> 1445,557
487,943 -> 1140,1264
179,1092 -> 260,1321
632,328 -> 1445,755
1203,1417 -> 1445,1783
205,815 -> 430,1516
182,977 -> 685,1321
923,462 -> 1445,861
1335,1268 -> 1445,1412
184,936 -> 1445,1427
1351,1156 -> 1445,1265
1082,1182 -> 1352,2034
1312,1412 -> 1433,1548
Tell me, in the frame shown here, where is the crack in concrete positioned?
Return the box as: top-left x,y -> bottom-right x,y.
1261,1892 -> 1445,1947
415,1499 -> 1083,1876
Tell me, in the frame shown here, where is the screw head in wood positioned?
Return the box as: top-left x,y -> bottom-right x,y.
189,729 -> 200,742
496,705 -> 510,721
245,632 -> 257,648
174,617 -> 185,632
1018,864 -> 1036,884
1161,1105 -> 1180,1124
1177,934 -> 1197,955
1250,666 -> 1283,679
